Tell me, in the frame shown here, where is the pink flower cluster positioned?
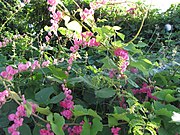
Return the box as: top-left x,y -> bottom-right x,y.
114,48 -> 129,73
47,0 -> 62,37
0,38 -> 11,48
80,0 -> 109,22
80,8 -> 94,21
60,84 -> 74,119
67,125 -> 83,135
40,124 -> 54,135
0,34 -> 21,48
111,127 -> 121,135
114,48 -> 129,60
8,105 -> 26,135
23,0 -> 30,4
132,83 -> 158,100
1,60 -> 50,80
0,90 -> 9,108
90,0 -> 108,10
130,67 -> 138,74
8,96 -> 37,135
67,31 -> 100,72
0,66 -> 18,80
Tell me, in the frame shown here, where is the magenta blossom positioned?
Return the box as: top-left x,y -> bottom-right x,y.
114,48 -> 129,60
47,0 -> 58,6
111,127 -> 121,135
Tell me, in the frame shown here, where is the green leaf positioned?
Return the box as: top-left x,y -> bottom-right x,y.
90,118 -> 103,135
47,113 -> 65,135
48,66 -> 67,80
36,106 -> 51,115
35,87 -> 55,105
127,78 -> 139,88
10,91 -> 22,101
49,92 -> 65,104
117,32 -> 125,41
108,116 -> 119,127
0,115 -> 9,128
19,124 -> 32,135
73,105 -> 102,120
24,102 -> 32,117
87,109 -> 102,120
68,76 -> 99,89
81,117 -> 91,135
154,108 -> 172,117
73,105 -> 88,117
66,21 -> 82,33
33,125 -> 42,135
111,113 -> 130,122
153,89 -> 176,101
58,27 -> 67,35
135,41 -> 148,47
100,56 -> 118,70
95,88 -> 116,98
124,43 -> 142,54
164,94 -> 177,102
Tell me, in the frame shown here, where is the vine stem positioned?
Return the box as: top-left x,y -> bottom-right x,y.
0,6 -> 22,33
125,9 -> 148,45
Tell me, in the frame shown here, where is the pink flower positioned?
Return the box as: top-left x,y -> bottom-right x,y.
45,36 -> 50,42
114,48 -> 129,60
111,127 -> 121,135
130,68 -> 138,74
47,0 -> 57,6
42,60 -> 50,67
0,90 -> 9,108
24,0 -> 30,4
48,6 -> 56,13
0,66 -> 18,80
31,60 -> 40,71
88,38 -> 100,47
52,11 -> 62,22
18,63 -> 29,72
72,126 -> 83,134
40,124 -> 54,135
80,8 -> 94,21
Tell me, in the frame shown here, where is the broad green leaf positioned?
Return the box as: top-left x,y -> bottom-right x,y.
58,27 -> 67,35
108,116 -> 119,127
48,66 -> 67,80
127,78 -> 139,88
81,117 -> 91,135
136,41 -> 148,47
112,113 -> 130,122
0,115 -> 9,128
73,105 -> 88,117
164,94 -> 177,102
113,26 -> 121,30
124,43 -> 142,54
48,113 -> 65,135
90,118 -> 103,135
19,124 -> 32,135
36,106 -> 51,115
95,88 -> 116,98
33,125 -> 42,135
10,91 -> 22,101
68,76 -> 98,89
153,89 -> 176,101
66,21 -> 82,33
117,32 -> 125,41
49,92 -> 65,104
154,108 -> 172,117
35,87 -> 55,105
73,105 -> 102,120
24,102 -> 32,117
100,56 -> 118,69
88,109 -> 102,120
